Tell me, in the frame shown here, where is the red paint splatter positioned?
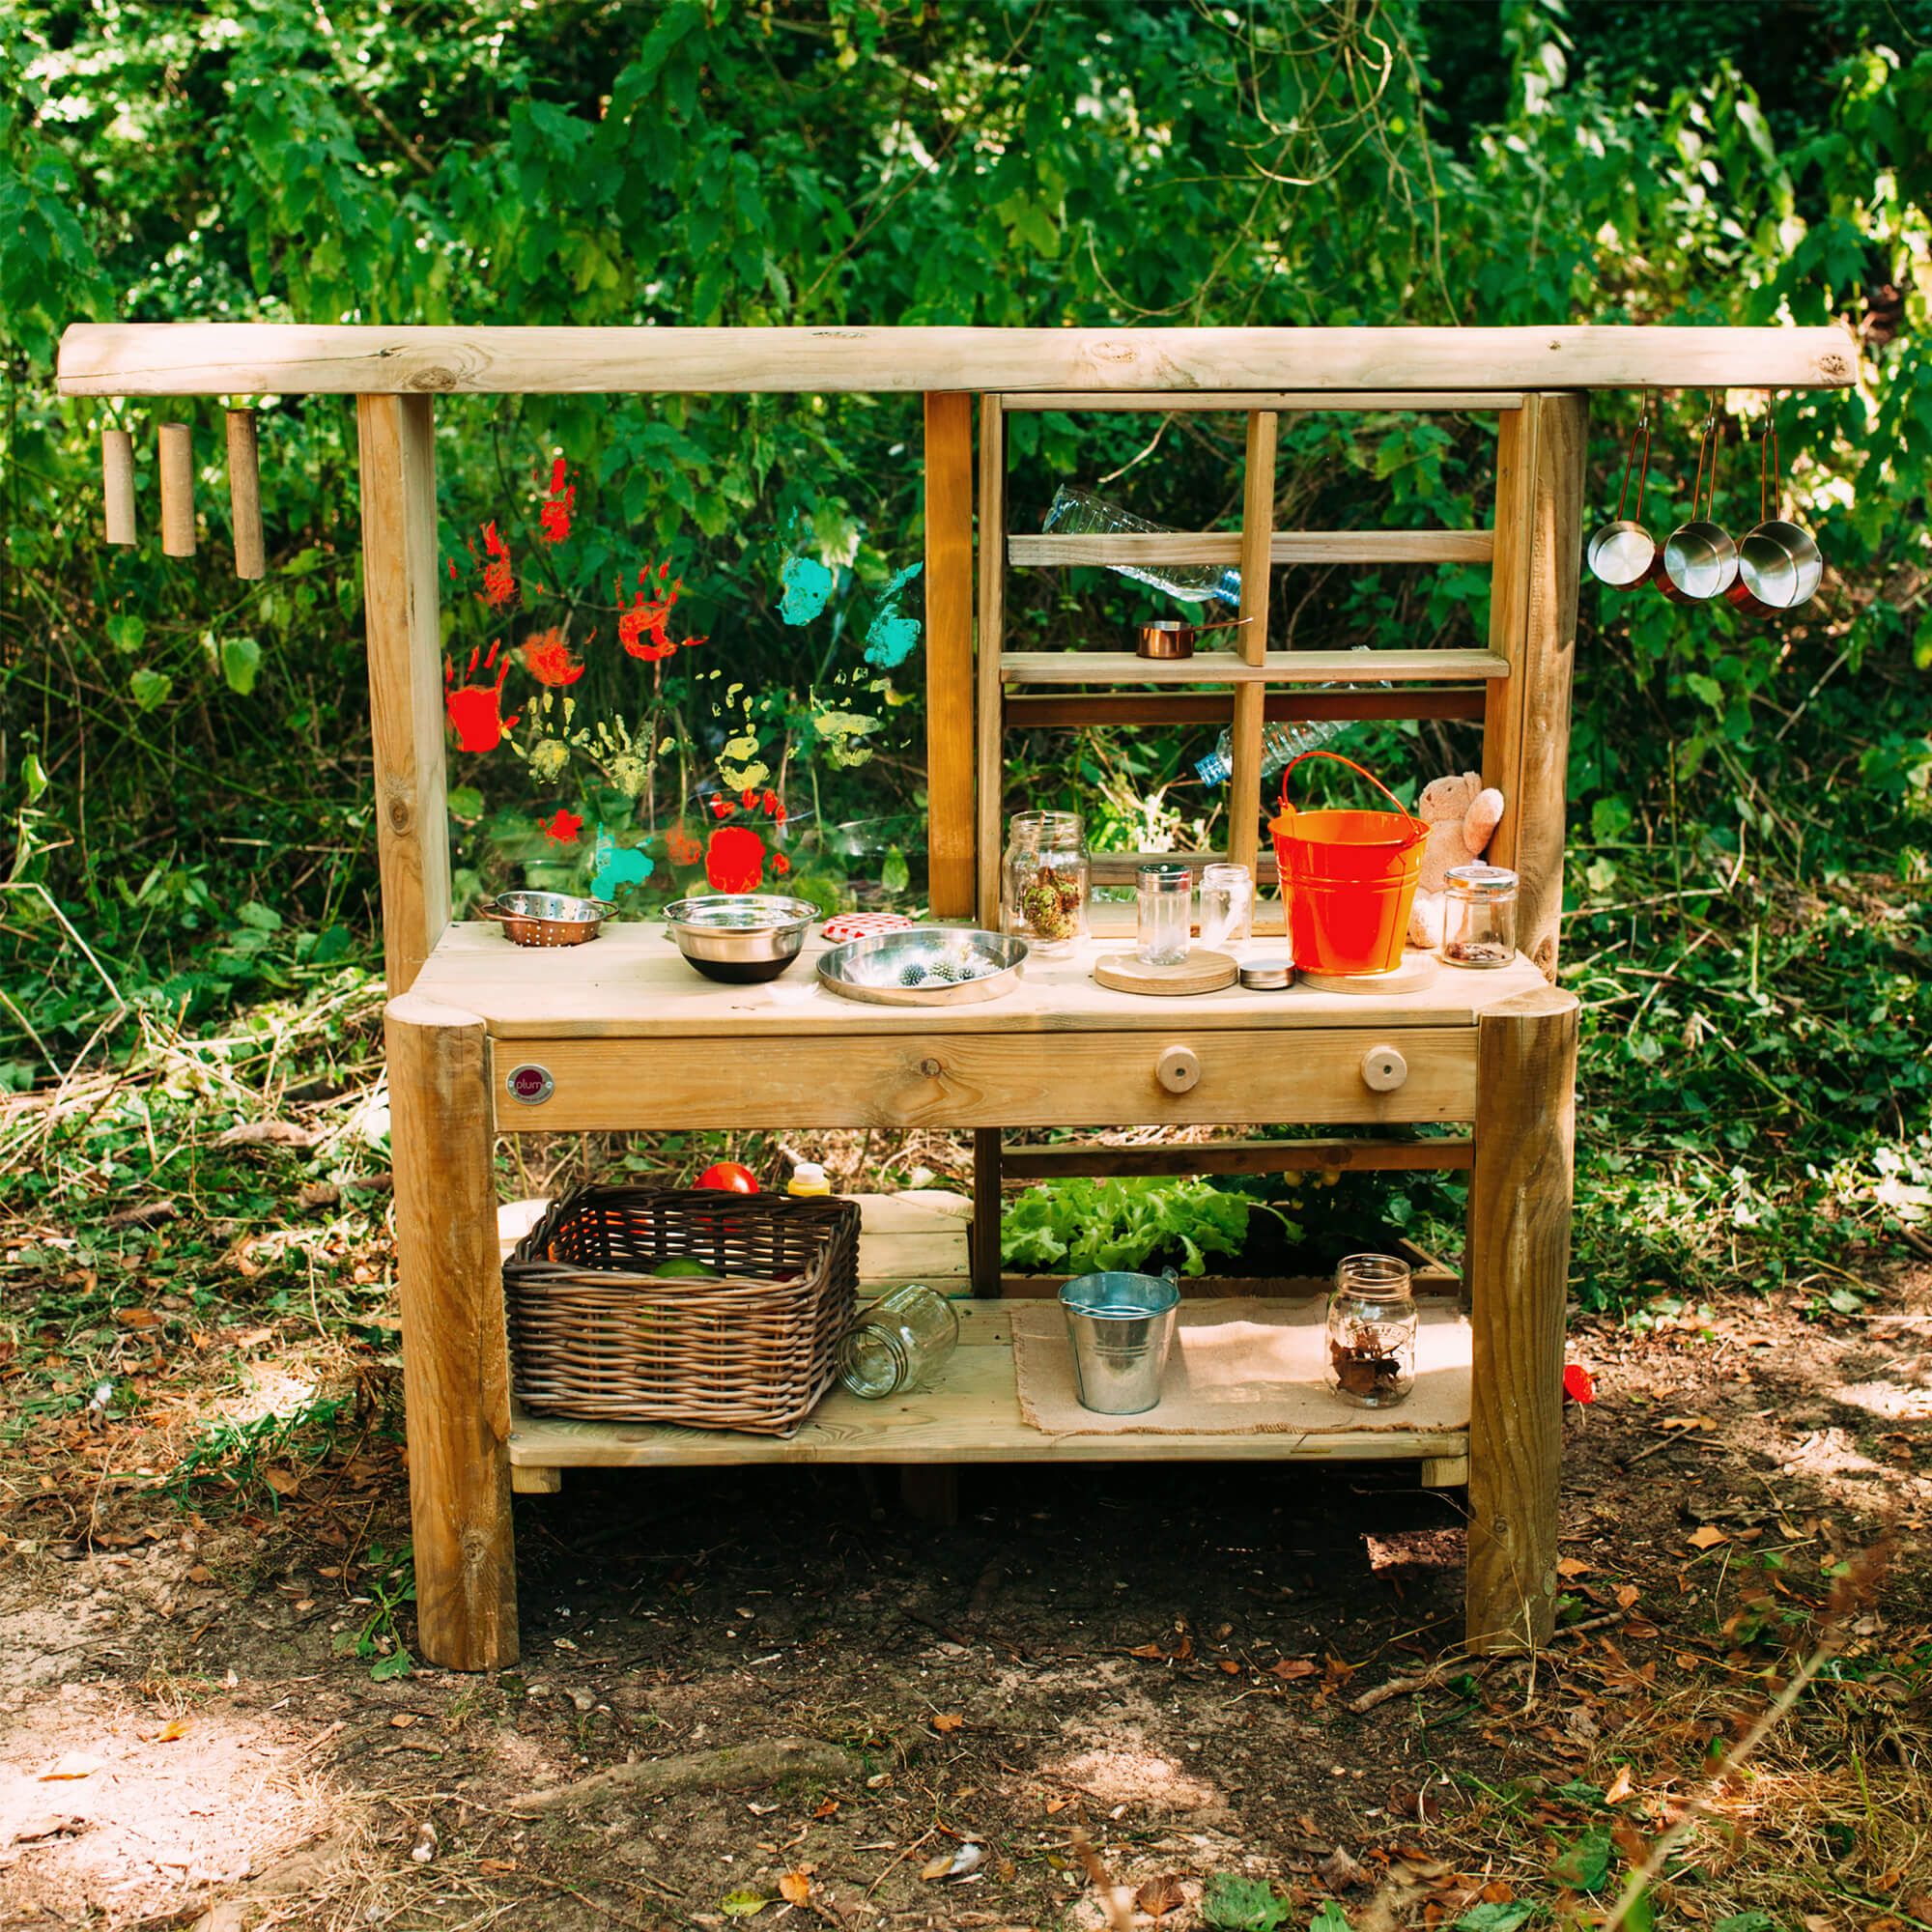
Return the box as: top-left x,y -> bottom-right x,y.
771,853 -> 791,876
444,642 -> 520,753
705,825 -> 766,894
1563,1363 -> 1596,1405
708,795 -> 736,819
665,824 -> 703,867
539,458 -> 576,545
479,522 -> 517,609
538,807 -> 584,845
520,627 -> 586,686
761,790 -> 785,823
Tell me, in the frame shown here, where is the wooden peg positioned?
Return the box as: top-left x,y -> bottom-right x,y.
158,423 -> 195,557
102,429 -> 136,546
226,410 -> 265,580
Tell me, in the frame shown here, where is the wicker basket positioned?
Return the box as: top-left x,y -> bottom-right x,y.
504,1187 -> 861,1435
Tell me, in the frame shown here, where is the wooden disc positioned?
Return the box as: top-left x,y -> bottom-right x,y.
1094,951 -> 1239,997
1296,950 -> 1439,996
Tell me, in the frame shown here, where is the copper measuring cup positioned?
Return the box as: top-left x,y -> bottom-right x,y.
1727,419 -> 1821,618
1136,614 -> 1252,661
1586,413 -> 1661,588
1659,413 -> 1738,605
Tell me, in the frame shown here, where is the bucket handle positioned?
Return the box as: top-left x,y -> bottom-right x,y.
1277,749 -> 1426,843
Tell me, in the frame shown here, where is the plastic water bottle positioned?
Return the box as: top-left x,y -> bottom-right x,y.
1195,718 -> 1347,787
1042,486 -> 1241,606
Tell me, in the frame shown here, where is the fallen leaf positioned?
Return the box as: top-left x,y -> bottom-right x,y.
930,1712 -> 964,1734
921,1842 -> 983,1881
811,1798 -> 839,1819
231,1327 -> 274,1348
1320,1846 -> 1370,1890
779,1872 -> 811,1906
1270,1658 -> 1319,1681
1604,1765 -> 1633,1804
390,1714 -> 417,1729
1219,1659 -> 1241,1675
1044,1796 -> 1068,1814
1687,1526 -> 1729,1550
478,1858 -> 518,1875
720,1889 -> 770,1918
1137,1874 -> 1186,1919
1615,1583 -> 1639,1609
1128,1641 -> 1166,1660
298,1181 -> 340,1209
156,1718 -> 191,1743
262,1467 -> 300,1497
7,1814 -> 79,1846
38,1755 -> 99,1782
105,1200 -> 178,1229
186,1565 -> 213,1585
217,1120 -> 323,1148
114,1307 -> 161,1329
1556,1557 -> 1591,1579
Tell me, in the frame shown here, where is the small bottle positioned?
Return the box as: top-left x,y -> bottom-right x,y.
1326,1254 -> 1417,1409
1196,717 -> 1345,787
839,1285 -> 959,1399
786,1161 -> 833,1199
1043,485 -> 1241,606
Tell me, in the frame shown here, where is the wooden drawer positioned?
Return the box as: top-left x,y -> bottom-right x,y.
491,1028 -> 1477,1131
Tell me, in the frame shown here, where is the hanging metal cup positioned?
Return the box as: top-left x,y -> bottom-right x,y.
1727,419 -> 1822,618
1586,415 -> 1661,587
1659,414 -> 1738,605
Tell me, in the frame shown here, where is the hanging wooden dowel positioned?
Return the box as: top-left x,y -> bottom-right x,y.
158,422 -> 195,557
226,409 -> 265,580
101,428 -> 136,546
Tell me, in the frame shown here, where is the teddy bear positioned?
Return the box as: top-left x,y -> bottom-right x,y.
1406,771 -> 1506,950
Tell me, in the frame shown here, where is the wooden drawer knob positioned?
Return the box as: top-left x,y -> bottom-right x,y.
1155,1044 -> 1202,1094
1360,1043 -> 1408,1093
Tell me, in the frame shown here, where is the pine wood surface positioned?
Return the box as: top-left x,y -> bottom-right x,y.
1092,950 -> 1241,996
1000,389 -> 1528,412
923,392 -> 975,917
157,422 -> 194,556
355,394 -> 450,996
998,649 -> 1509,685
412,921 -> 1547,1037
101,429 -> 135,545
225,409 -> 266,581
975,394 -> 1007,929
506,1296 -> 1472,1470
1228,410 -> 1277,874
1009,530 -> 1493,567
57,322 -> 1859,397
1006,689 -> 1490,726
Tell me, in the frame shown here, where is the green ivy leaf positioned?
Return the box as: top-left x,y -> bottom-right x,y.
104,613 -> 146,654
21,751 -> 47,805
129,668 -> 173,712
720,1890 -> 771,1918
1455,1907 -> 1534,1932
220,635 -> 263,696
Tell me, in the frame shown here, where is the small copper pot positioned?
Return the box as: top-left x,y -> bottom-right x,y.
1136,614 -> 1251,660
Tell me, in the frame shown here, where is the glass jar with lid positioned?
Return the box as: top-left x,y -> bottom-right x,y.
1135,863 -> 1193,966
1325,1253 -> 1417,1408
839,1285 -> 959,1400
1439,863 -> 1517,969
1003,810 -> 1089,955
1197,862 -> 1253,949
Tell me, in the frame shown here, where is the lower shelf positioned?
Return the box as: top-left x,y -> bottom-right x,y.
507,1298 -> 1470,1470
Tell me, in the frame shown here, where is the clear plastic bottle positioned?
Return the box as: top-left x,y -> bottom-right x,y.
1042,486 -> 1241,607
1195,718 -> 1347,787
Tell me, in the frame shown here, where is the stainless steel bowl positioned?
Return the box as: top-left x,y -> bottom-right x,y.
817,928 -> 1028,1006
1729,518 -> 1823,616
479,891 -> 614,948
1585,518 -> 1660,589
1660,519 -> 1739,603
662,895 -> 819,983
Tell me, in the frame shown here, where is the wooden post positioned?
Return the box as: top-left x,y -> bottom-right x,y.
384,993 -> 518,1670
899,1466 -> 960,1525
975,394 -> 1007,929
1483,393 -> 1587,978
158,422 -> 194,556
102,430 -> 136,545
226,409 -> 266,581
1464,984 -> 1577,1652
971,1128 -> 1002,1298
924,392 -> 975,918
1227,411 -> 1277,875
355,394 -> 451,996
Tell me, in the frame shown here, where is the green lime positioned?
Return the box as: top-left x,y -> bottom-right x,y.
651,1257 -> 713,1279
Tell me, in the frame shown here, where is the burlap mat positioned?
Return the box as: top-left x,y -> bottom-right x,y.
1010,1297 -> 1470,1436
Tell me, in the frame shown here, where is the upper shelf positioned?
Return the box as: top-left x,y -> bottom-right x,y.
999,649 -> 1510,686
55,324 -> 1859,398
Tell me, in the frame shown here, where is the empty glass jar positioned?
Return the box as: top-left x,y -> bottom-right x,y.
1325,1254 -> 1417,1408
1440,864 -> 1518,969
1003,810 -> 1089,955
839,1285 -> 959,1399
1136,863 -> 1193,966
1197,862 -> 1253,949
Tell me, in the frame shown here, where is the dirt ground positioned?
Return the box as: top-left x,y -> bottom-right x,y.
0,1260 -> 1927,1932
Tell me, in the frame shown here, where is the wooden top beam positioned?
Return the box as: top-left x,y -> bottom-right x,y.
56,323 -> 1858,398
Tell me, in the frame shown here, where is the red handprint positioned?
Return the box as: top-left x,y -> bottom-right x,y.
520,626 -> 586,686
616,560 -> 709,663
445,641 -> 520,753
478,522 -> 517,609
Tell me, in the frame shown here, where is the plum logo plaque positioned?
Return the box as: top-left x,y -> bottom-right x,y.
505,1064 -> 554,1106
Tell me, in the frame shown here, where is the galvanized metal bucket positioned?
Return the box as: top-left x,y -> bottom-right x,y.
1059,1269 -> 1181,1414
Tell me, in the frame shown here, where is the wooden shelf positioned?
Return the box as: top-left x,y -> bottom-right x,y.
999,648 -> 1510,686
507,1299 -> 1470,1470
1009,530 -> 1494,568
1001,390 -> 1526,413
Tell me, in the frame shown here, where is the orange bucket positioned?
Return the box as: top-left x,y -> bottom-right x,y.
1268,751 -> 1427,976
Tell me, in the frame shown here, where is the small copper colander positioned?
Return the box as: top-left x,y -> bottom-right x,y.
478,891 -> 614,947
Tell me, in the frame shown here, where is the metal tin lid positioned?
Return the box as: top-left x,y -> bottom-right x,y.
1239,958 -> 1295,989
1445,864 -> 1517,895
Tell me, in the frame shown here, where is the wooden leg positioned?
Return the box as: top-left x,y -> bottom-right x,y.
511,1466 -> 562,1495
1465,986 -> 1578,1653
385,993 -> 519,1670
1420,1456 -> 1468,1489
899,1466 -> 959,1526
971,1128 -> 1002,1298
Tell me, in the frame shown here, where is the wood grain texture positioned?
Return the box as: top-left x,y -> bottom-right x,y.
1465,985 -> 1578,1653
356,394 -> 451,996
1483,403 -> 1536,873
1228,411 -> 1278,874
999,649 -> 1508,686
419,922 -> 1548,1037
57,322 -> 1860,397
1009,529 -> 1492,567
384,993 -> 518,1670
1002,390 -> 1527,412
511,1465 -> 562,1494
101,429 -> 135,545
1007,689 -> 1489,727
507,1299 -> 1472,1469
923,392 -> 975,917
1093,950 -> 1240,997
225,409 -> 266,580
486,1025 -> 1480,1132
976,394 -> 1007,928
157,422 -> 194,556
1000,1136 -> 1472,1178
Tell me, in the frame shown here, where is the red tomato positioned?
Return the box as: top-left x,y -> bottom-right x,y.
696,1161 -> 759,1194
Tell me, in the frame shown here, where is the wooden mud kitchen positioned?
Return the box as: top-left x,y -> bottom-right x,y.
57,322 -> 1859,1670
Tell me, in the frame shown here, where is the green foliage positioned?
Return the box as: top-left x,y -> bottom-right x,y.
1202,1873 -> 1292,1932
1002,1176 -> 1293,1279
332,1542 -> 416,1681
